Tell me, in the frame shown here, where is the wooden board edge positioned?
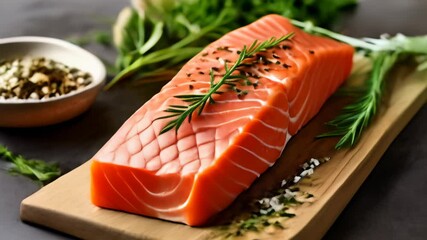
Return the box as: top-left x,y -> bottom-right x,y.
19,71 -> 427,240
288,72 -> 427,240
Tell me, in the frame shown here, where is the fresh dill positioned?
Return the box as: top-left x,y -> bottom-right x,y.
292,19 -> 427,149
156,33 -> 294,134
0,144 -> 61,185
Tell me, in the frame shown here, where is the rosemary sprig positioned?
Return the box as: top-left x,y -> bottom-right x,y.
318,52 -> 398,147
156,33 -> 294,134
0,144 -> 61,185
292,19 -> 427,149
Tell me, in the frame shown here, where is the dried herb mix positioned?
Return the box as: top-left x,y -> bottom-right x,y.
0,57 -> 92,100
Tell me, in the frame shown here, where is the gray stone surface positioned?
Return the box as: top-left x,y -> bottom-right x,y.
0,0 -> 426,239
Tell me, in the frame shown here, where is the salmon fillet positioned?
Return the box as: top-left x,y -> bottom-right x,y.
91,14 -> 354,226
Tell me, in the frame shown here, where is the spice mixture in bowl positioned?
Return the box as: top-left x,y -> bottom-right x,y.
0,36 -> 106,127
0,57 -> 93,100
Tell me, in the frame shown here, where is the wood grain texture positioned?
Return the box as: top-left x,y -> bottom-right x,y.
20,68 -> 427,240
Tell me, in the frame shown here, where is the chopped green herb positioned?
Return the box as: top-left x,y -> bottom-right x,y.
0,144 -> 61,185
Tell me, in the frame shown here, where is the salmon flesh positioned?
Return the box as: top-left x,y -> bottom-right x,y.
91,14 -> 354,226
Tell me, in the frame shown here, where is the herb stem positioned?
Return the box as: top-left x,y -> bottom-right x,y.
156,33 -> 294,134
294,19 -> 422,149
105,47 -> 203,89
290,19 -> 380,51
106,8 -> 235,90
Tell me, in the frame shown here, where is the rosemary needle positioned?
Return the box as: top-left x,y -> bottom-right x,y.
156,33 -> 294,134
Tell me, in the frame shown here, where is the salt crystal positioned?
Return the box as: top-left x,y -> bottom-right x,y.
281,179 -> 287,187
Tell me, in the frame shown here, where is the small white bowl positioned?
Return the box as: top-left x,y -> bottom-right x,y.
0,36 -> 106,127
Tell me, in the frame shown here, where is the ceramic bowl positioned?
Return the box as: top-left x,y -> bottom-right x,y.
0,36 -> 106,127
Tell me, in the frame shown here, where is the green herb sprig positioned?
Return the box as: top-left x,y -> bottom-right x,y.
107,0 -> 357,88
292,19 -> 427,149
318,52 -> 398,147
0,144 -> 61,185
156,33 -> 294,134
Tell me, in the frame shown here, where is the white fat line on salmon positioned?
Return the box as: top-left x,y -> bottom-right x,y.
217,167 -> 251,189
250,68 -> 282,84
214,98 -> 265,106
277,132 -> 293,157
255,118 -> 287,133
288,66 -> 317,123
265,73 -> 287,84
129,172 -> 193,213
289,64 -> 321,125
193,115 -> 251,131
205,172 -> 238,200
147,197 -> 191,213
131,171 -> 184,197
115,169 -> 166,209
215,98 -> 289,117
245,132 -> 284,151
200,106 -> 261,116
101,169 -> 139,212
229,159 -> 261,178
318,65 -> 338,104
236,145 -> 274,167
288,66 -> 309,108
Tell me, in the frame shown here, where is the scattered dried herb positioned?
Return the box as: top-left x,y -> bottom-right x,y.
0,57 -> 92,100
220,157 -> 330,238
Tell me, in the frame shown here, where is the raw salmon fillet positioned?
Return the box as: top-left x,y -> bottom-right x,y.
91,14 -> 354,226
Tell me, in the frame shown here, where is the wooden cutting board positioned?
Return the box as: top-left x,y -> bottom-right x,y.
20,66 -> 427,240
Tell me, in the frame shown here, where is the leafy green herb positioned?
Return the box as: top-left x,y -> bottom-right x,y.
156,33 -> 294,134
107,0 -> 357,88
318,52 -> 398,147
291,19 -> 427,149
0,144 -> 61,185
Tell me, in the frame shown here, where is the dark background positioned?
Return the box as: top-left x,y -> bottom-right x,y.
0,0 -> 426,239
